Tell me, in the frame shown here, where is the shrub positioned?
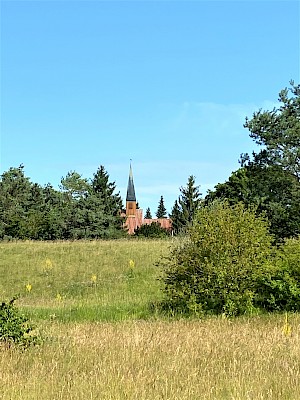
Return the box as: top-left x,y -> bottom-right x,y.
0,296 -> 40,348
134,222 -> 170,238
160,201 -> 276,316
255,237 -> 300,311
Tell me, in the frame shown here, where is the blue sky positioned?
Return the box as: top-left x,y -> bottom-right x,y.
1,0 -> 299,215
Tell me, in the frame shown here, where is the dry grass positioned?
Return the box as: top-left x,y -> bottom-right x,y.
1,316 -> 300,399
1,240 -> 300,399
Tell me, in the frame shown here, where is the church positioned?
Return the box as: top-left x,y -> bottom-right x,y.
124,164 -> 172,234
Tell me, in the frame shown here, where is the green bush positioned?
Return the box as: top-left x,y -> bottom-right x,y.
134,222 -> 170,238
0,296 -> 40,347
160,201 -> 276,316
255,237 -> 300,311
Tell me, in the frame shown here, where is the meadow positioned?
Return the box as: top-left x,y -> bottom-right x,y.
1,239 -> 300,399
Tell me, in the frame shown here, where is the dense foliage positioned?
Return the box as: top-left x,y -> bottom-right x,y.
161,200 -> 300,316
156,196 -> 167,218
0,297 -> 40,347
134,222 -> 170,238
244,81 -> 300,181
144,207 -> 152,219
169,175 -> 202,234
206,165 -> 300,240
0,165 -> 125,240
255,238 -> 300,312
206,82 -> 300,241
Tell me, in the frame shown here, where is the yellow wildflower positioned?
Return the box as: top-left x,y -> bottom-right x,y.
56,293 -> 62,301
25,284 -> 32,292
45,258 -> 53,270
91,274 -> 97,283
129,259 -> 135,269
282,312 -> 292,337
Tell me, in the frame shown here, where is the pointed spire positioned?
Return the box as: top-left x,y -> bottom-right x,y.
126,162 -> 136,202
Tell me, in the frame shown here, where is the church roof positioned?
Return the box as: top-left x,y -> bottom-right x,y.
126,164 -> 136,202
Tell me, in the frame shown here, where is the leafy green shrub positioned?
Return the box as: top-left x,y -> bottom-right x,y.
0,296 -> 40,347
160,201 -> 275,316
255,237 -> 300,311
134,222 -> 170,238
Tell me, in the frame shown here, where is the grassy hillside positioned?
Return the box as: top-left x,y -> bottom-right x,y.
0,239 -> 170,321
1,240 -> 300,399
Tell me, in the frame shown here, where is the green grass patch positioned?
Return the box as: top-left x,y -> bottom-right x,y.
0,239 -> 170,322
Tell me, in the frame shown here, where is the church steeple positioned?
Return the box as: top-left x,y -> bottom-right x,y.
126,163 -> 136,202
126,163 -> 137,216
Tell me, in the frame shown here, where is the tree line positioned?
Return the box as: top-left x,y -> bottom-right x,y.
1,81 -> 299,241
0,165 -> 125,240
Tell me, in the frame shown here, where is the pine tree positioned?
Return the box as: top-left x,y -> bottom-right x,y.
144,207 -> 152,219
88,165 -> 124,235
91,165 -> 123,216
169,176 -> 202,235
60,171 -> 89,199
156,196 -> 167,218
0,165 -> 35,238
243,81 -> 300,181
179,175 -> 202,224
169,199 -> 184,234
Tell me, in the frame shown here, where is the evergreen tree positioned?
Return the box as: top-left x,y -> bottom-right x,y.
0,164 -> 126,240
41,184 -> 71,240
0,165 -> 34,238
179,175 -> 202,224
60,171 -> 90,200
90,165 -> 124,233
68,194 -> 124,239
156,196 -> 167,218
91,165 -> 123,215
169,176 -> 202,235
144,207 -> 152,219
169,199 -> 184,234
244,81 -> 300,181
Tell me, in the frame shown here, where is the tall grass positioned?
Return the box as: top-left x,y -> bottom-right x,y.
1,240 -> 300,399
0,239 -> 170,321
1,316 -> 300,399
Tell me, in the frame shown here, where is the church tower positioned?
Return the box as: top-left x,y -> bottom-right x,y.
126,163 -> 137,217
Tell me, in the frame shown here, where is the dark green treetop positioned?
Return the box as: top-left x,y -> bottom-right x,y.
205,164 -> 300,241
179,175 -> 202,224
169,199 -> 184,235
156,196 -> 167,218
91,165 -> 123,216
60,171 -> 90,199
144,207 -> 152,219
244,81 -> 300,180
0,164 -> 126,240
169,176 -> 202,235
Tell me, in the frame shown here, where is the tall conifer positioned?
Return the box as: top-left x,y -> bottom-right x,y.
156,196 -> 167,218
144,207 -> 152,219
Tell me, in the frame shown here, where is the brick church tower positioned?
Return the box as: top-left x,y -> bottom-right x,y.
126,163 -> 137,217
124,163 -> 172,234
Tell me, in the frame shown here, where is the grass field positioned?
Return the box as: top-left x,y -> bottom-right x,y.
0,239 -> 170,321
1,240 -> 300,399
